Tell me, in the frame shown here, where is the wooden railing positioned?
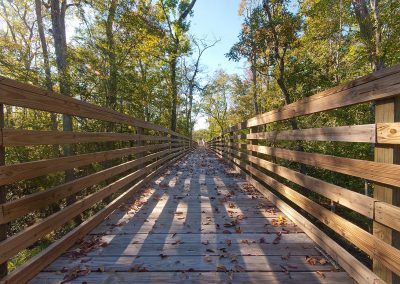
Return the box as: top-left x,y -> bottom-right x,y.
208,64 -> 400,284
0,76 -> 195,283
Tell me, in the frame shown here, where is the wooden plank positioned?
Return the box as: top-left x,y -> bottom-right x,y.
246,124 -> 376,143
0,149 -> 186,264
373,98 -> 400,283
377,123 -> 400,144
85,232 -> 310,245
29,271 -> 355,284
215,150 -> 382,284
221,143 -> 400,188
222,150 -> 400,277
0,128 -> 182,146
81,237 -> 317,257
223,65 -> 400,132
217,145 -> 374,217
0,143 -> 184,185
0,147 -> 177,224
0,77 -> 190,140
43,255 -> 333,272
375,202 -> 400,233
1,149 -> 191,284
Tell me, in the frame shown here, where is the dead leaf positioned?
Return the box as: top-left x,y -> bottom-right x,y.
319,258 -> 328,265
234,264 -> 245,272
204,255 -> 212,262
217,264 -> 228,272
305,256 -> 318,265
317,271 -> 326,278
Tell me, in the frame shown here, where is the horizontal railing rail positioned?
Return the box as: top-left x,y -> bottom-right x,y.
0,76 -> 196,283
207,64 -> 400,284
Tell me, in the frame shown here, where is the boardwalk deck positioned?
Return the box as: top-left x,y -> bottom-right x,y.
30,149 -> 355,283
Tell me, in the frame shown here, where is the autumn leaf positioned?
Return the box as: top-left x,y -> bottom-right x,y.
305,256 -> 318,265
234,264 -> 245,272
217,264 -> 228,272
319,258 -> 328,265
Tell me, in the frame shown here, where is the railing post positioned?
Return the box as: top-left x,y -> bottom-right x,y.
136,127 -> 144,159
373,97 -> 400,284
250,126 -> 258,176
0,104 -> 7,277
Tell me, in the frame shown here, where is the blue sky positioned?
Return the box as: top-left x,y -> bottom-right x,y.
190,0 -> 246,76
190,0 -> 246,130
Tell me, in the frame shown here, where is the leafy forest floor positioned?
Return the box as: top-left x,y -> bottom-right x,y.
30,149 -> 354,283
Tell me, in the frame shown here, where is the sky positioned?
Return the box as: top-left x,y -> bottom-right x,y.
190,0 -> 246,130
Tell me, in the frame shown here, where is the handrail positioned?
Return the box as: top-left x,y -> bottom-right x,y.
0,77 -> 196,283
207,64 -> 400,284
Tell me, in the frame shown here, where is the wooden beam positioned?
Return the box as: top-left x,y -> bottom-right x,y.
0,149 -> 186,264
0,143 -> 183,185
0,149 -> 190,284
216,145 -> 375,218
0,77 -> 190,140
0,147 -> 178,224
373,98 -> 400,283
246,124 -> 376,143
217,142 -> 400,188
220,148 -> 400,277
376,123 -> 400,144
0,128 -> 181,146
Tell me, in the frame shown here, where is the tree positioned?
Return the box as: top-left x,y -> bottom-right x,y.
202,70 -> 231,134
159,0 -> 197,131
183,37 -> 218,137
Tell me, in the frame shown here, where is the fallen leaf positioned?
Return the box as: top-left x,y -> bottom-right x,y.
204,255 -> 212,262
305,256 -> 318,265
234,264 -> 245,272
217,264 -> 228,272
319,258 -> 328,265
317,271 -> 326,278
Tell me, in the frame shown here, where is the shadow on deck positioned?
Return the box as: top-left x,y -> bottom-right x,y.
30,149 -> 354,283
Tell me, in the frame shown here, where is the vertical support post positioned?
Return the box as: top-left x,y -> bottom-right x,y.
373,97 -> 400,284
136,127 -> 144,159
0,104 -> 7,277
250,126 -> 258,171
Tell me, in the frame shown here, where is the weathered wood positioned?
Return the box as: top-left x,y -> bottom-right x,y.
29,271 -> 355,284
221,149 -> 400,277
216,145 -> 375,217
0,76 -> 189,140
0,148 -> 178,224
0,104 -> 7,277
0,143 -> 184,185
2,150 -> 190,284
219,142 -> 400,188
0,128 -> 182,146
212,147 -> 381,284
0,149 -> 186,264
373,98 -> 400,284
246,124 -> 376,143
20,149 -> 352,284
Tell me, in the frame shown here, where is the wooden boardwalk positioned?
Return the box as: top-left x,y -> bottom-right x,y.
30,149 -> 354,283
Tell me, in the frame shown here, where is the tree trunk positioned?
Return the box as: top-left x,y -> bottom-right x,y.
50,0 -> 81,224
103,0 -> 118,204
251,57 -> 259,115
170,56 -> 178,131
